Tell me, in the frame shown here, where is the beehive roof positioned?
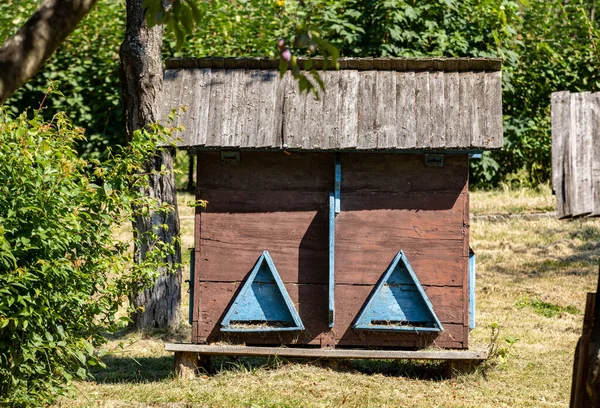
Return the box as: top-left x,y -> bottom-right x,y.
160,57 -> 503,151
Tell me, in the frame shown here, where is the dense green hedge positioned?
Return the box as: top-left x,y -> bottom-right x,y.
1,0 -> 599,185
0,107 -> 178,406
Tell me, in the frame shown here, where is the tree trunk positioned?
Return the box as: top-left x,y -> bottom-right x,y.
120,0 -> 182,330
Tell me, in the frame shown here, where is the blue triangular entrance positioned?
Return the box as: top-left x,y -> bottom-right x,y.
221,251 -> 305,332
354,251 -> 443,333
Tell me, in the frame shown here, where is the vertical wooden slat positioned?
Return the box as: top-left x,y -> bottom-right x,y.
241,70 -> 262,148
187,68 -> 212,147
281,72 -> 303,149
485,71 -> 503,149
444,72 -> 460,148
470,72 -> 486,148
591,92 -> 600,216
303,85 -> 325,149
414,72 -> 430,148
205,69 -> 227,147
551,91 -> 571,218
338,71 -> 359,149
255,71 -> 281,148
357,71 -> 377,149
430,71 -> 445,148
375,71 -> 397,148
226,69 -> 247,148
322,72 -> 342,149
458,72 -> 473,148
396,72 -> 416,149
570,92 -> 593,217
219,70 -> 236,148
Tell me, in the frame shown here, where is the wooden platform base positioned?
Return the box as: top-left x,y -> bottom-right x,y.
165,344 -> 488,379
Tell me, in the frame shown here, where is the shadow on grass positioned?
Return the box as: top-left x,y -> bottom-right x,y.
208,355 -> 451,381
89,355 -> 173,384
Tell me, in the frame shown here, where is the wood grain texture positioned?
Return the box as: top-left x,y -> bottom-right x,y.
193,151 -> 470,349
485,71 -> 503,148
165,343 -> 488,360
470,72 -> 486,148
163,69 -> 502,150
458,72 -> 473,148
592,93 -> 600,216
430,71 -> 446,148
414,72 -> 431,148
194,283 -> 467,348
551,91 -> 570,218
444,72 -> 460,148
375,71 -> 397,148
570,92 -> 592,217
357,71 -> 378,149
396,72 -> 417,148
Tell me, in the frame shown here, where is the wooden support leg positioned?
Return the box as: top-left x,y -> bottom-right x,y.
445,359 -> 477,378
174,351 -> 198,380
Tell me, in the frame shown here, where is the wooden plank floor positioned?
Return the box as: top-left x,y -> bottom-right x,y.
165,344 -> 488,361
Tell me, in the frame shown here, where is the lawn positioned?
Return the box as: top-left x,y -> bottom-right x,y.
57,186 -> 598,407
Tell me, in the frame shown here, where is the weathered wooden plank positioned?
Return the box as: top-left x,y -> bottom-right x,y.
194,283 -> 467,347
340,153 -> 468,194
470,72 -> 486,148
198,207 -> 328,284
592,93 -> 600,216
322,72 -> 342,149
282,72 -> 305,149
197,151 -> 334,192
224,69 -> 247,148
444,72 -> 460,148
396,72 -> 416,148
430,71 -> 445,148
255,70 -> 282,148
240,70 -> 262,147
338,71 -> 359,149
458,72 -> 473,148
485,70 -> 503,149
218,70 -> 237,147
414,72 -> 431,148
357,71 -> 378,149
375,71 -> 397,148
205,69 -> 228,147
165,344 -> 488,360
185,69 -> 212,147
159,69 -> 184,128
551,91 -> 571,218
570,92 -> 593,217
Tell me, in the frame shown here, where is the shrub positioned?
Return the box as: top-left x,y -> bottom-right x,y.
0,107 -> 178,406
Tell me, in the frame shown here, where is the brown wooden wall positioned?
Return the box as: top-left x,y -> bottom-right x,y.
193,152 -> 470,349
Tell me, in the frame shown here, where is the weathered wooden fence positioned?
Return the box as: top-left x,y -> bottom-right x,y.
551,91 -> 600,218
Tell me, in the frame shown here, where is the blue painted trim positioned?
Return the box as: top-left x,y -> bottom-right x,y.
354,251 -> 444,333
189,250 -> 195,326
329,191 -> 335,328
220,251 -> 305,332
469,152 -> 483,159
334,154 -> 341,214
469,249 -> 476,329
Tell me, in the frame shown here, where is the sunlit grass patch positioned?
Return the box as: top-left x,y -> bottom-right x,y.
515,297 -> 580,318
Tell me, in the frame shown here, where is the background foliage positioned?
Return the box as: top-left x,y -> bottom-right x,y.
1,0 -> 599,184
0,106 -> 177,406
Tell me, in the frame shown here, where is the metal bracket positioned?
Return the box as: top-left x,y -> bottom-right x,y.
424,154 -> 444,167
221,150 -> 240,165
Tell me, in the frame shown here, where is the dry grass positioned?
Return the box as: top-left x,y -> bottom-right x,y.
55,188 -> 598,408
470,183 -> 555,215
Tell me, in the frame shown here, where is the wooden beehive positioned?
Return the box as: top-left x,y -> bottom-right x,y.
160,57 -> 503,350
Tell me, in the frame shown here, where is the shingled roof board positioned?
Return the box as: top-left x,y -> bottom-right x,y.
159,58 -> 503,150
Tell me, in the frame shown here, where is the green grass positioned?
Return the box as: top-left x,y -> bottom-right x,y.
55,187 -> 598,407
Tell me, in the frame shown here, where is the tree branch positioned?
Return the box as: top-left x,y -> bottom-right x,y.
0,0 -> 98,105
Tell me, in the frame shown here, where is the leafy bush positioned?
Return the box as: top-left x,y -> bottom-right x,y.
0,107 -> 178,406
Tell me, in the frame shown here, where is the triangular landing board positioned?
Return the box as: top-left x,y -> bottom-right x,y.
354,251 -> 443,333
221,251 -> 304,332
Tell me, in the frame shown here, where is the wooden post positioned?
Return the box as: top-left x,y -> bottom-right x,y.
571,293 -> 595,407
174,351 -> 198,380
